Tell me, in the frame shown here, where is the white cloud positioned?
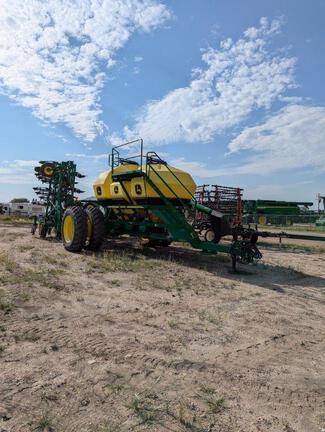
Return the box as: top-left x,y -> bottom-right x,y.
0,160 -> 37,185
167,158 -> 239,178
116,17 -> 295,145
242,182 -> 316,202
228,104 -> 325,174
170,158 -> 225,178
0,175 -> 35,185
13,160 -> 39,168
170,104 -> 325,178
278,96 -> 307,104
65,153 -> 108,160
134,56 -> 144,62
0,0 -> 170,142
0,160 -> 39,171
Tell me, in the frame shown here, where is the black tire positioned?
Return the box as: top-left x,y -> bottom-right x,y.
62,206 -> 87,252
85,207 -> 106,251
250,232 -> 258,244
210,217 -> 230,244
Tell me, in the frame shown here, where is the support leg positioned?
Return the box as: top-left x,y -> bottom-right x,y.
31,216 -> 37,235
231,255 -> 237,272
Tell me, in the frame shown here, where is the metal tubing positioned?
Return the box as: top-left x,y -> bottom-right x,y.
257,230 -> 325,242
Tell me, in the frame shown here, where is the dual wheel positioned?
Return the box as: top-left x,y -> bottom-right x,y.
62,206 -> 105,252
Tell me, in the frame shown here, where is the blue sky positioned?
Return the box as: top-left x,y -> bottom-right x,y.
0,0 -> 324,204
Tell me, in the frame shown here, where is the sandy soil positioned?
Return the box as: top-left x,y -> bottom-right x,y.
0,225 -> 324,432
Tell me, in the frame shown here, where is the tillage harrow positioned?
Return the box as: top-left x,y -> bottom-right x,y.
33,161 -> 85,237
35,139 -> 320,271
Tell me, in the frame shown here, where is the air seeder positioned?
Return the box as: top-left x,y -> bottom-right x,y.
33,139 -> 263,270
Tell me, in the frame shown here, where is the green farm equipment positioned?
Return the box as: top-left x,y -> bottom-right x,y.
243,199 -> 316,226
33,140 -> 262,271
33,140 -> 325,269
33,161 -> 85,238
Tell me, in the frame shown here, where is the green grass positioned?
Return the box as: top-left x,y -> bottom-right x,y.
18,244 -> 35,252
129,395 -> 162,426
0,288 -> 14,314
86,251 -> 140,273
19,292 -> 31,302
0,254 -> 65,290
14,331 -> 40,343
41,255 -> 69,267
200,385 -> 226,414
168,319 -> 179,329
199,385 -> 216,395
111,279 -> 121,287
198,310 -> 222,328
0,215 -> 31,225
93,421 -> 119,432
165,400 -> 205,431
36,413 -> 54,431
104,383 -> 126,394
199,386 -> 226,414
0,300 -> 13,313
0,254 -> 17,272
126,391 -> 220,431
205,397 -> 225,414
261,224 -> 325,233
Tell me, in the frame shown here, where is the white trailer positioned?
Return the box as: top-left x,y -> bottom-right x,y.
0,203 -> 11,215
11,202 -> 30,216
0,202 -> 44,217
28,204 -> 45,217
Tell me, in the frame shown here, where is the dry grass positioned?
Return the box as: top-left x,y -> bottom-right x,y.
35,412 -> 55,431
0,215 -> 31,225
0,252 -> 67,296
0,225 -> 324,432
85,251 -> 142,273
0,288 -> 14,313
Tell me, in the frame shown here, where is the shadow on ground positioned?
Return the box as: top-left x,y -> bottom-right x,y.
85,237 -> 325,298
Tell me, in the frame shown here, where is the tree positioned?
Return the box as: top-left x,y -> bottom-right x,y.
10,198 -> 30,203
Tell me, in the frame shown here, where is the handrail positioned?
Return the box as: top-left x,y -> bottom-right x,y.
111,139 -> 143,175
113,138 -> 143,149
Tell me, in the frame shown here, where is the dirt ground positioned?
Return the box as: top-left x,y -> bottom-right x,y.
0,225 -> 324,432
